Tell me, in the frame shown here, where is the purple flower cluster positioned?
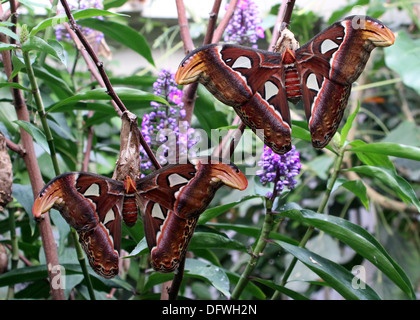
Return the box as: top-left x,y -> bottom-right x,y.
257,145 -> 301,197
55,0 -> 104,44
140,69 -> 196,173
224,0 -> 265,46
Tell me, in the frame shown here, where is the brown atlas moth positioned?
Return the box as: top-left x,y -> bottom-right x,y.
32,158 -> 248,278
175,15 -> 395,154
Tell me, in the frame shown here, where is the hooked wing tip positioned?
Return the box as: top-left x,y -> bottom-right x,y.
210,163 -> 248,191
32,182 -> 65,218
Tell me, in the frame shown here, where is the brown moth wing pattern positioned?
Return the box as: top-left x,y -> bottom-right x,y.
176,44 -> 283,107
237,72 -> 292,154
176,44 -> 292,153
295,16 -> 395,148
32,172 -> 126,278
135,159 -> 248,272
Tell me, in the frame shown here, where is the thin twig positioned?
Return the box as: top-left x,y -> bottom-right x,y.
175,0 -> 194,55
60,0 -> 126,115
5,136 -> 26,157
212,0 -> 238,43
58,0 -> 161,170
203,0 -> 222,45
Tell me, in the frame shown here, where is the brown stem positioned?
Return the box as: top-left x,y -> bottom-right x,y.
212,0 -> 238,43
203,0 -> 222,45
269,0 -> 296,50
0,25 -> 65,301
168,254 -> 186,300
175,0 -> 194,55
60,1 -> 126,115
5,136 -> 26,157
59,0 -> 161,170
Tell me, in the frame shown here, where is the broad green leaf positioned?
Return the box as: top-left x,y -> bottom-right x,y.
278,209 -> 416,299
104,0 -> 130,10
291,120 -> 311,142
21,36 -> 66,66
0,265 -> 48,286
47,102 -> 115,115
206,222 -> 299,245
184,258 -> 231,298
251,277 -> 309,300
0,26 -> 19,41
32,65 -> 74,97
347,165 -> 420,212
126,237 -> 148,258
340,102 -> 359,147
14,120 -> 50,154
381,120 -> 420,146
332,178 -> 369,210
0,43 -> 19,51
349,140 -> 395,169
78,18 -> 155,66
46,87 -> 168,113
0,82 -> 31,92
349,142 -> 420,162
189,232 -> 247,252
198,195 -> 262,225
30,9 -> 129,36
271,240 -> 381,300
385,31 -> 420,95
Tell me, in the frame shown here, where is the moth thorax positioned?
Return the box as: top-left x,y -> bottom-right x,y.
274,28 -> 300,54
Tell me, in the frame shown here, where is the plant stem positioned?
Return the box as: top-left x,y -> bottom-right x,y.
22,51 -> 60,175
6,210 -> 19,299
231,197 -> 275,300
272,147 -> 346,299
23,49 -> 97,300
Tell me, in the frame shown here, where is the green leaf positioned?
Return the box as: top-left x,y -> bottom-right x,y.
0,26 -> 19,41
333,178 -> 369,210
126,237 -> 148,258
385,31 -> 420,95
30,9 -> 129,36
348,140 -> 395,169
251,278 -> 309,300
78,18 -> 155,66
0,82 -> 31,92
21,36 -> 66,66
206,222 -> 299,245
14,120 -> 50,154
198,195 -> 262,225
340,102 -> 359,147
349,142 -> 420,162
0,265 -> 48,286
271,240 -> 381,300
347,165 -> 420,212
0,43 -> 19,51
278,209 -> 416,299
46,87 -> 167,113
104,0 -> 130,10
32,65 -> 74,97
189,232 -> 248,252
184,258 -> 231,298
